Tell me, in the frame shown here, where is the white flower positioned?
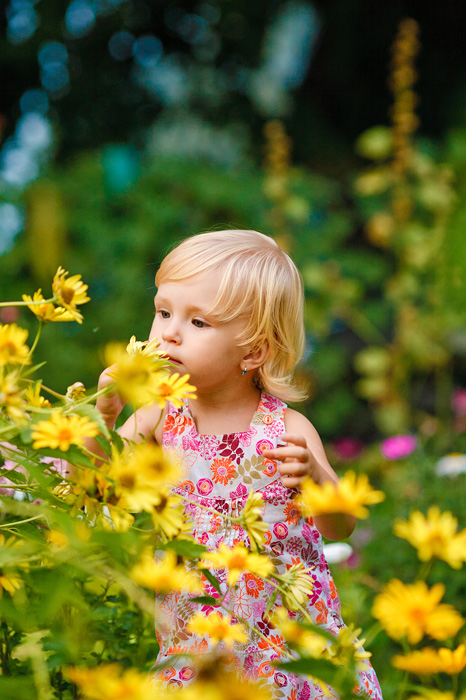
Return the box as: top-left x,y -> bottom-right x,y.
323,542 -> 353,564
435,454 -> 466,478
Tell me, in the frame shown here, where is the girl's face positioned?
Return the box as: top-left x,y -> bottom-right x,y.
150,271 -> 248,394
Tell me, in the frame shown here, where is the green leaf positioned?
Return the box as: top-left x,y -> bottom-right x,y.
189,595 -> 220,606
162,540 -> 206,558
94,434 -> 112,458
73,403 -> 111,439
264,588 -> 278,617
275,656 -> 345,688
199,568 -> 221,594
109,428 -> 124,452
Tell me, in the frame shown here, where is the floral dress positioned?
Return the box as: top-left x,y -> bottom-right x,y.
155,393 -> 383,700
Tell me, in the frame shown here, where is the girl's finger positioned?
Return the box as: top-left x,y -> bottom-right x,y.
280,434 -> 307,448
277,463 -> 305,476
262,446 -> 308,461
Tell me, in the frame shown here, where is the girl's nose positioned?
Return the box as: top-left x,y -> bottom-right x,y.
161,321 -> 181,344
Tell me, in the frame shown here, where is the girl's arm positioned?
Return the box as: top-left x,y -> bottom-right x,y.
261,408 -> 357,541
81,367 -> 163,469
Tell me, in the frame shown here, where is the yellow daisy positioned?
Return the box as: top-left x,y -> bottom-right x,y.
22,289 -> 75,323
437,644 -> 466,674
394,506 -> 466,569
106,353 -> 168,407
239,490 -> 268,547
329,624 -> 372,670
66,664 -> 157,700
276,562 -> 314,611
0,323 -> 30,366
372,579 -> 464,644
187,611 -> 248,647
392,645 -> 466,675
52,266 -> 90,323
31,412 -> 99,451
151,372 -> 197,410
125,335 -> 161,357
202,542 -> 273,586
24,382 -> 51,409
130,549 -> 202,593
0,370 -> 26,422
270,607 -> 326,657
151,493 -> 193,541
108,443 -> 180,513
299,471 -> 385,519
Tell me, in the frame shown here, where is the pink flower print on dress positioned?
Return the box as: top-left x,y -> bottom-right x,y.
264,421 -> 283,438
160,666 -> 176,681
283,501 -> 302,524
210,457 -> 235,485
256,438 -> 273,455
274,671 -> 288,688
287,536 -> 303,556
199,434 -> 221,460
273,522 -> 288,539
262,395 -> 282,411
179,667 -> 195,681
244,573 -> 265,599
302,522 -> 320,544
197,478 -> 213,495
229,482 -> 248,500
182,427 -> 201,453
237,425 -> 258,447
261,459 -> 277,477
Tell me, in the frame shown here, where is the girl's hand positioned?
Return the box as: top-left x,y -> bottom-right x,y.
262,433 -> 317,489
95,365 -> 125,429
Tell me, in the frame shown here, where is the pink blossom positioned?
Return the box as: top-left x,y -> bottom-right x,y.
332,437 -> 364,461
381,435 -> 417,460
452,388 -> 466,416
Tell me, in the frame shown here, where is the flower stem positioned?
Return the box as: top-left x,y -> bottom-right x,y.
0,514 -> 49,529
0,298 -> 55,308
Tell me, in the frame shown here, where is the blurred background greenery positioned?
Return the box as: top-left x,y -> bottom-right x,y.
2,0 -> 466,446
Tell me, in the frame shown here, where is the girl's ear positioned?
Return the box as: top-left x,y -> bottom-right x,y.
242,338 -> 269,372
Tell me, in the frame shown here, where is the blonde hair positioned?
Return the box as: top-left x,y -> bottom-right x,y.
155,229 -> 306,403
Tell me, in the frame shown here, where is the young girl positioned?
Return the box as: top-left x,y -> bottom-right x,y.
97,229 -> 383,699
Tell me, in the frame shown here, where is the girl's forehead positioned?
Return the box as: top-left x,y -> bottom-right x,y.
154,273 -> 222,305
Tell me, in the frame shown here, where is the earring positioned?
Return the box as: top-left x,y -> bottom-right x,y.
241,367 -> 247,375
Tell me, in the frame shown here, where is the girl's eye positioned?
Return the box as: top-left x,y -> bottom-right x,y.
159,310 -> 170,319
192,318 -> 207,328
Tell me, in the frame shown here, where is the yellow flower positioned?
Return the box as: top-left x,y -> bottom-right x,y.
24,382 -> 51,408
239,490 -> 268,548
66,664 -> 158,700
0,534 -> 28,597
276,562 -> 314,611
130,549 -> 202,593
169,659 -> 273,700
66,382 -> 86,401
67,466 -> 114,520
438,644 -> 466,674
299,471 -> 385,519
329,624 -> 372,670
125,335 -> 161,357
45,529 -> 70,549
372,579 -> 464,644
0,323 -> 30,366
108,443 -> 180,513
394,506 -> 466,569
407,693 -> 458,700
22,289 -> 75,323
31,412 -> 99,451
151,372 -> 197,410
106,352 -> 168,407
151,493 -> 193,541
52,267 -> 90,324
0,370 -> 26,422
202,542 -> 273,586
392,645 -> 466,675
0,571 -> 22,596
270,607 -> 326,657
187,611 -> 248,647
